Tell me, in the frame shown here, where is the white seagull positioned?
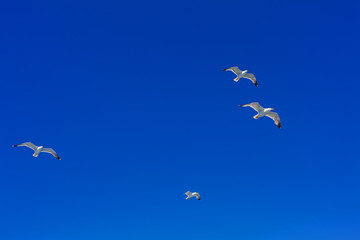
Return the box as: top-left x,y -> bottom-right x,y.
185,191 -> 201,200
239,102 -> 281,128
222,66 -> 258,86
13,142 -> 61,160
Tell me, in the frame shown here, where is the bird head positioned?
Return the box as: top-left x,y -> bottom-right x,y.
243,70 -> 248,73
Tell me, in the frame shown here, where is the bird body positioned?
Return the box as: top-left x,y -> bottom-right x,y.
222,66 -> 258,86
239,102 -> 281,128
13,142 -> 61,160
255,108 -> 274,119
185,191 -> 200,200
33,146 -> 44,157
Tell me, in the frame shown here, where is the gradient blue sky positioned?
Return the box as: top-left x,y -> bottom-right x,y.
1,0 -> 359,239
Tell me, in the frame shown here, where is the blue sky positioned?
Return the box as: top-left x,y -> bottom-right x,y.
0,0 -> 359,239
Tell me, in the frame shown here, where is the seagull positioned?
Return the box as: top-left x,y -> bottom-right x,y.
185,191 -> 200,200
222,66 -> 258,86
13,142 -> 61,160
239,102 -> 281,128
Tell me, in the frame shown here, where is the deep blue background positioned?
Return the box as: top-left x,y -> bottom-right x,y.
0,1 -> 359,239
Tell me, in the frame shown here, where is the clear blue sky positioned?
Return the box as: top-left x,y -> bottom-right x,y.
0,0 -> 359,239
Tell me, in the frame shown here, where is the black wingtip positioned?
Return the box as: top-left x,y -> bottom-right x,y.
255,82 -> 258,87
12,145 -> 17,147
222,69 -> 227,71
238,104 -> 244,107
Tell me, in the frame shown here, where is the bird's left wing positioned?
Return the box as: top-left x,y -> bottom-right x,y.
42,148 -> 61,160
194,193 -> 201,200
243,73 -> 258,86
265,112 -> 281,129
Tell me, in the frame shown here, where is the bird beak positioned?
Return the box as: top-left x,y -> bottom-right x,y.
271,108 -> 274,110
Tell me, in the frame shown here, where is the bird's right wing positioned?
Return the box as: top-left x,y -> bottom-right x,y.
13,142 -> 38,151
223,66 -> 241,76
239,102 -> 264,113
229,66 -> 241,75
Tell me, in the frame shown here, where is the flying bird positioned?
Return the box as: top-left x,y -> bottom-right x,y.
239,102 -> 281,128
222,66 -> 258,86
13,142 -> 61,160
185,191 -> 200,200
